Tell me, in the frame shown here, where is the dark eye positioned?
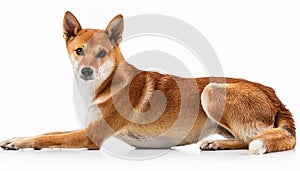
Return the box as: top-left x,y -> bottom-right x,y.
75,48 -> 83,56
96,50 -> 106,58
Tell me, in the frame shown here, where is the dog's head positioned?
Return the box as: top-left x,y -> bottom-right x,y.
63,11 -> 124,82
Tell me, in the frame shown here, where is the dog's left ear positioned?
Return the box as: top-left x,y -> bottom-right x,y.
105,14 -> 124,46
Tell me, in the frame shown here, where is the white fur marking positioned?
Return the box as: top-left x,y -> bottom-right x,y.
201,83 -> 227,115
249,139 -> 267,155
92,58 -> 116,104
115,133 -> 174,148
201,83 -> 236,136
70,55 -> 79,70
200,85 -> 209,114
72,58 -> 115,126
97,58 -> 115,83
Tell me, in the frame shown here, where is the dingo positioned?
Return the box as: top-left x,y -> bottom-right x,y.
0,11 -> 296,154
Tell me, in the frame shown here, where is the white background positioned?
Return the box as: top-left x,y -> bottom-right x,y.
0,0 -> 299,170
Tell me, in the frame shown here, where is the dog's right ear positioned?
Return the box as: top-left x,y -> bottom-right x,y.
63,11 -> 82,42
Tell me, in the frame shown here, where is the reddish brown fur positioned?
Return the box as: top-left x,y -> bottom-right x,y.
0,12 -> 295,154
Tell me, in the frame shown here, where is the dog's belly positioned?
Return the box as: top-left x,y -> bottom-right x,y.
114,133 -> 176,149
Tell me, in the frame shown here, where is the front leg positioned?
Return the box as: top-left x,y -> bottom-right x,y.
0,130 -> 99,150
84,114 -> 126,147
1,112 -> 125,150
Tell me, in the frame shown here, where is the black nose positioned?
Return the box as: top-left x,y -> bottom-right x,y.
81,67 -> 94,77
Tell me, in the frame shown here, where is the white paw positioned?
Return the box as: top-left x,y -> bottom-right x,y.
0,137 -> 30,150
249,140 -> 267,155
200,140 -> 221,150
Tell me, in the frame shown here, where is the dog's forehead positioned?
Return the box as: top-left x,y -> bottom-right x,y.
67,29 -> 112,51
86,31 -> 112,49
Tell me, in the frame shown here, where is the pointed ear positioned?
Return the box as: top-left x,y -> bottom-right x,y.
63,11 -> 82,41
105,14 -> 124,46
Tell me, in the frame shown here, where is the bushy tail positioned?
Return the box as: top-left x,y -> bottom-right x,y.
249,103 -> 296,154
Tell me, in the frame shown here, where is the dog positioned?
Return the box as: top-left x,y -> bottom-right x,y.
0,11 -> 296,154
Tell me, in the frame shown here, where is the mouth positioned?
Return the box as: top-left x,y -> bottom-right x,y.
80,75 -> 95,82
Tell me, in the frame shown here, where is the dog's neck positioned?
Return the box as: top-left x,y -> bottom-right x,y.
93,60 -> 139,105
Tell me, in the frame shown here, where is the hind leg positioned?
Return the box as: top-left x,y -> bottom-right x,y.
200,139 -> 248,150
200,124 -> 248,150
201,83 -> 278,153
200,83 -> 248,151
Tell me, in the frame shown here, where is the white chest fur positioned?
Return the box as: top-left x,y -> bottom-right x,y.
70,55 -> 116,127
73,76 -> 100,127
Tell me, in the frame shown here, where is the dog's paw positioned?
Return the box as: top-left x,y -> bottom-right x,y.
200,140 -> 221,151
249,140 -> 267,155
0,137 -> 32,150
0,137 -> 21,150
